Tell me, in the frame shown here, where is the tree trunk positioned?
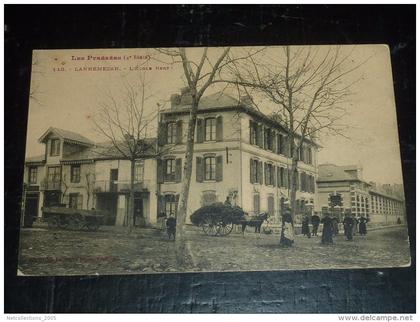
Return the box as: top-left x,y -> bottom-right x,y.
128,159 -> 135,228
175,95 -> 198,269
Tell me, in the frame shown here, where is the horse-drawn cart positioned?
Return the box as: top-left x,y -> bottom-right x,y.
190,203 -> 246,236
190,203 -> 271,236
42,206 -> 104,232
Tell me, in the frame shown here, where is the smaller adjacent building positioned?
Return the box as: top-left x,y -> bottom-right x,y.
317,163 -> 405,224
22,127 -> 158,227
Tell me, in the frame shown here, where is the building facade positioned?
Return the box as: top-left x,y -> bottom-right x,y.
317,164 -> 405,224
22,91 -> 319,228
22,127 -> 157,227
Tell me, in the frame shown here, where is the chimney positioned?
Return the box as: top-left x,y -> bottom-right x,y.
240,94 -> 253,108
170,94 -> 181,109
179,87 -> 193,106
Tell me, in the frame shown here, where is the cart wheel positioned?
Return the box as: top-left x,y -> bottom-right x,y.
216,221 -> 234,236
58,217 -> 69,229
68,215 -> 82,230
86,221 -> 100,232
47,217 -> 59,229
201,217 -> 218,236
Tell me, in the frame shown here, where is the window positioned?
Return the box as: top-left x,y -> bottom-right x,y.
204,156 -> 216,181
250,159 -> 259,183
165,194 -> 178,217
205,118 -> 216,141
167,122 -> 177,144
71,165 -> 81,183
265,163 -> 275,186
249,121 -> 257,145
47,166 -> 61,189
69,193 -> 82,209
50,139 -> 60,156
165,159 -> 176,182
29,167 -> 37,184
134,161 -> 144,182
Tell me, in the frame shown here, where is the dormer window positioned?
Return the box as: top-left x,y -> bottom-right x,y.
50,139 -> 60,156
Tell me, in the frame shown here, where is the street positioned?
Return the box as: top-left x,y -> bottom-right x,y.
18,225 -> 411,276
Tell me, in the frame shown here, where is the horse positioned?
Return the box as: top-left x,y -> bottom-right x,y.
240,212 -> 270,235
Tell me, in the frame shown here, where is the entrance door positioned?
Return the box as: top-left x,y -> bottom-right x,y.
96,194 -> 118,225
24,194 -> 39,227
110,169 -> 118,192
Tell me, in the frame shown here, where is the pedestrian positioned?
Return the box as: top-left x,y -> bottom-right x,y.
280,209 -> 294,247
311,213 -> 320,236
166,213 -> 176,240
343,213 -> 355,241
301,215 -> 311,238
331,216 -> 339,236
321,213 -> 334,244
353,215 -> 359,235
359,215 -> 368,235
224,196 -> 232,206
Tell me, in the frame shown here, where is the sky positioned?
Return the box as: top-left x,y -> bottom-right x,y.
26,45 -> 403,185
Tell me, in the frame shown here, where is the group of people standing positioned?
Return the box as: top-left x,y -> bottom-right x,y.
280,209 -> 369,247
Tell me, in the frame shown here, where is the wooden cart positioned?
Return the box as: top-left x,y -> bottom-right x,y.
42,206 -> 104,232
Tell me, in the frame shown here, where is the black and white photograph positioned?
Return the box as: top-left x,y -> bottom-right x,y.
17,45 -> 410,276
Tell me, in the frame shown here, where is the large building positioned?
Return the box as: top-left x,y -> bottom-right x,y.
22,90 -> 319,227
317,164 -> 405,224
156,89 -> 318,224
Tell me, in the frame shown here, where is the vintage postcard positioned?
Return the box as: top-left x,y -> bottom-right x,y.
18,45 -> 410,276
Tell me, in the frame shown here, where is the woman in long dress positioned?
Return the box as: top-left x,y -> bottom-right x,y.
280,210 -> 294,247
321,214 -> 334,244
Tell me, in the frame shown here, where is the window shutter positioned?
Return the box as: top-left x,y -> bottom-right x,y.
175,158 -> 182,183
157,159 -> 164,183
158,122 -> 167,146
249,120 -> 253,144
250,159 -> 255,184
258,161 -> 263,184
308,148 -> 312,164
271,165 -> 275,186
216,155 -> 223,181
196,119 -> 204,143
264,162 -> 267,185
257,124 -> 263,148
176,120 -> 183,144
216,116 -> 223,141
196,157 -> 203,182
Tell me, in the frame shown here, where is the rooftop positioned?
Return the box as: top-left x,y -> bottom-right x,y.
38,127 -> 94,146
317,164 -> 363,182
163,91 -> 319,147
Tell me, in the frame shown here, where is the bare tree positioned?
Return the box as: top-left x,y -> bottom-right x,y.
93,74 -> 159,229
157,47 -> 231,267
226,46 -> 366,223
84,172 -> 95,209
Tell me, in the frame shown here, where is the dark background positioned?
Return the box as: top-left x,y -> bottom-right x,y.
5,5 -> 416,313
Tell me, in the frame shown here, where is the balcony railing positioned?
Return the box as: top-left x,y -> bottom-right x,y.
94,180 -> 150,193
